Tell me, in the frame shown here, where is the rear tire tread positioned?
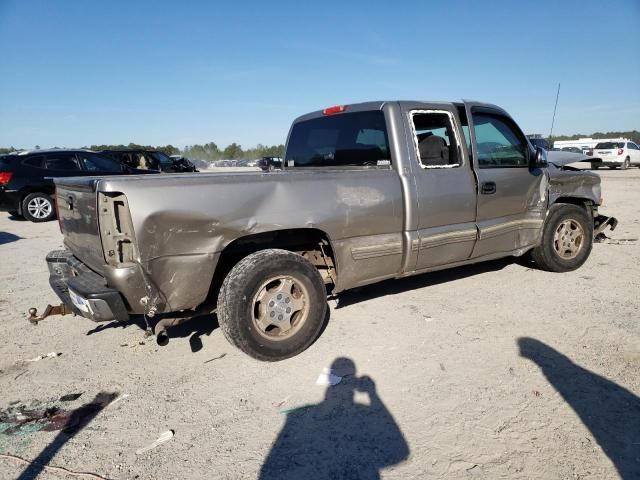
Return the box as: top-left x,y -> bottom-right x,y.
217,249 -> 327,361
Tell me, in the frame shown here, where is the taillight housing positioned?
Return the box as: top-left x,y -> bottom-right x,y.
617,148 -> 624,155
0,171 -> 13,186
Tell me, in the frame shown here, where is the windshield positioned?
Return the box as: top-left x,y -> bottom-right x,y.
595,142 -> 624,149
285,111 -> 391,167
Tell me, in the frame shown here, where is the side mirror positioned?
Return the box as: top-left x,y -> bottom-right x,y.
531,146 -> 548,168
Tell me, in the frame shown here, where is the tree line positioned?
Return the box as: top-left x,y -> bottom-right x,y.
2,130 -> 638,157
0,142 -> 285,160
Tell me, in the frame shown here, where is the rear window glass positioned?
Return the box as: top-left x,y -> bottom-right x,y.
78,152 -> 122,172
45,154 -> 80,171
595,142 -> 624,149
285,111 -> 391,167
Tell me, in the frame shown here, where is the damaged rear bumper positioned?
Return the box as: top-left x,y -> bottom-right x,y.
47,250 -> 129,322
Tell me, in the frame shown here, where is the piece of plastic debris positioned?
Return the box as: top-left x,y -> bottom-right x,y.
204,353 -> 227,364
316,368 -> 342,386
136,430 -> 175,455
107,394 -> 129,408
59,393 -> 83,402
273,396 -> 291,408
26,352 -> 61,362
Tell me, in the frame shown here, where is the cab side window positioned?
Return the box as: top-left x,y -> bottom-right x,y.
472,114 -> 528,168
411,111 -> 460,168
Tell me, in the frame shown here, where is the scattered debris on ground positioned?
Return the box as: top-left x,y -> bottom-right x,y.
25,352 -> 61,362
0,453 -> 111,480
136,430 -> 175,455
316,368 -> 342,386
0,393 -> 118,435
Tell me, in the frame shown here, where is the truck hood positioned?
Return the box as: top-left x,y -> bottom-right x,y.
547,150 -> 600,167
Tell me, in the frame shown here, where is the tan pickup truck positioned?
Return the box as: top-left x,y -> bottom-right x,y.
37,100 -> 617,361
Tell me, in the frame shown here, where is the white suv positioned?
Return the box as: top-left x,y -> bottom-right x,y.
590,140 -> 640,169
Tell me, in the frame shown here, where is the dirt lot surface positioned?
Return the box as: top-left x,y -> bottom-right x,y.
1,169 -> 638,479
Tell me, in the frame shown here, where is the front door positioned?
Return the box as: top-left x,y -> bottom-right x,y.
403,104 -> 478,271
464,104 -> 547,258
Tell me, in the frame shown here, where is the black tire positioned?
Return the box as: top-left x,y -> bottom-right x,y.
217,249 -> 327,361
22,192 -> 55,222
610,166 -> 618,170
531,204 -> 593,272
621,157 -> 630,170
591,164 -> 599,170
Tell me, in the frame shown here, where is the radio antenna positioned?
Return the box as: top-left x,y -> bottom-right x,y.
549,83 -> 561,140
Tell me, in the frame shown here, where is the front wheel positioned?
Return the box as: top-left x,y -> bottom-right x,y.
22,192 -> 55,222
621,157 -> 630,170
531,204 -> 593,272
217,249 -> 328,361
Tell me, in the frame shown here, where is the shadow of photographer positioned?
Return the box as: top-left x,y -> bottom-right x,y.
260,357 -> 409,480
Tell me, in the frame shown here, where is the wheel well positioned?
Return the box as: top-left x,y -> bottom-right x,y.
209,229 -> 337,300
552,197 -> 593,211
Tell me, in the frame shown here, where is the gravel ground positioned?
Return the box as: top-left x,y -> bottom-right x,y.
0,169 -> 638,480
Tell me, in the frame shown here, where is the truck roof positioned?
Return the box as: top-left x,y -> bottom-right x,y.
292,100 -> 506,124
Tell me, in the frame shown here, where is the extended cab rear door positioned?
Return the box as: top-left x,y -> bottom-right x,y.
463,102 -> 547,258
400,102 -> 478,270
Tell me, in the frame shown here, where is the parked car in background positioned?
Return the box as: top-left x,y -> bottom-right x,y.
169,155 -> 199,172
588,141 -> 640,169
561,146 -> 583,154
257,156 -> 283,171
0,149 -> 157,222
101,149 -> 198,173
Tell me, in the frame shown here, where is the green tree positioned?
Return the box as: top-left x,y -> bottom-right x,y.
223,142 -> 243,159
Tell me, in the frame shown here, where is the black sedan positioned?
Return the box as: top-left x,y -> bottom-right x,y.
0,149 -> 156,222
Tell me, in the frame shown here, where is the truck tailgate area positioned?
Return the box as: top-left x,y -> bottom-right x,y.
55,178 -> 106,274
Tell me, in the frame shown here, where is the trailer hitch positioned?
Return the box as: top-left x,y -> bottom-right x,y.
28,304 -> 74,325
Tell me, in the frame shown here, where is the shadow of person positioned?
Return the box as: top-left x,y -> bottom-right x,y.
518,338 -> 640,479
259,358 -> 409,480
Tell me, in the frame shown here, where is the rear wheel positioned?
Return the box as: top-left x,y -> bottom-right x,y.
621,157 -> 630,170
591,163 -> 599,170
22,192 -> 55,222
531,204 -> 593,272
217,249 -> 327,361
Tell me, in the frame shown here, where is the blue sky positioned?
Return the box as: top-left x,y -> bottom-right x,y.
0,0 -> 638,149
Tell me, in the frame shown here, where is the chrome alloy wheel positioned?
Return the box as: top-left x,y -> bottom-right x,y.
553,219 -> 585,259
251,276 -> 309,340
27,196 -> 52,219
